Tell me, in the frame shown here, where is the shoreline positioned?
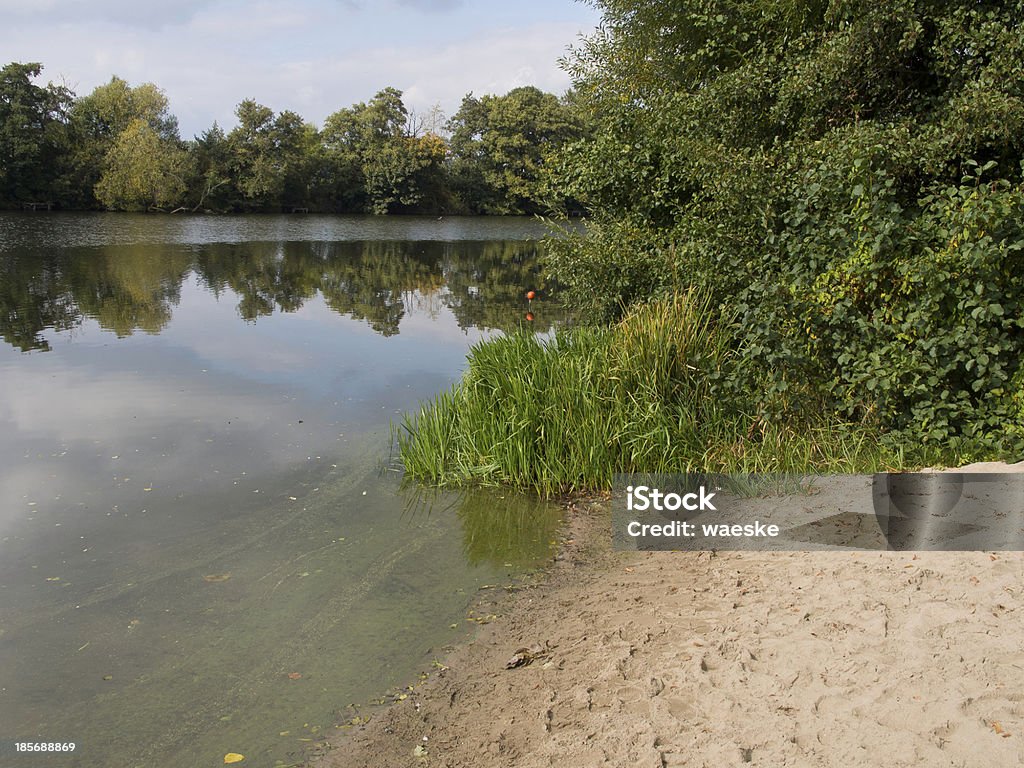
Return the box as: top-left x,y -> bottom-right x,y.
313,486 -> 1023,768
310,495 -> 615,766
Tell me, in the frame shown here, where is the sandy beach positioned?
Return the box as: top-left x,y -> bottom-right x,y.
317,485 -> 1024,768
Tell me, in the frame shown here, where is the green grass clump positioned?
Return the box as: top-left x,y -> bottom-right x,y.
396,292 -> 897,496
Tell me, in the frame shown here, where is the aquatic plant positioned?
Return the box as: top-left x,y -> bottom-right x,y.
397,292 -> 896,495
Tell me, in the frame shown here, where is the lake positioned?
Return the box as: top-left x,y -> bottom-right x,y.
0,213 -> 566,767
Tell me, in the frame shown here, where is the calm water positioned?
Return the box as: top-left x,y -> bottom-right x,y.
0,213 -> 566,767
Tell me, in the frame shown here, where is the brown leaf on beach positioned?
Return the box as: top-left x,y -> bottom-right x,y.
992,721 -> 1011,737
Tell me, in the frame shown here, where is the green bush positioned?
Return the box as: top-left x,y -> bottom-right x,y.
544,0 -> 1024,458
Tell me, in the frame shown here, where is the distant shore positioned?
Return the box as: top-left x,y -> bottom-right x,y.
316,471 -> 1023,768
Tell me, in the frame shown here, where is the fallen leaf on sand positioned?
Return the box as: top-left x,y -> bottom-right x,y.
203,573 -> 231,583
223,753 -> 245,764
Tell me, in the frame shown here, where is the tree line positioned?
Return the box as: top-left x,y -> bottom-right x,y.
0,62 -> 582,215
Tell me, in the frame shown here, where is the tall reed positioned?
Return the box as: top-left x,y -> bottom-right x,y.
396,291 -> 895,495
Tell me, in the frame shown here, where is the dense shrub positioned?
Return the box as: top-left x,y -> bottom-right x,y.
545,0 -> 1024,457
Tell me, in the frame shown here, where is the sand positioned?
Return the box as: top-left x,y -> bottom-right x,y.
315,484 -> 1024,768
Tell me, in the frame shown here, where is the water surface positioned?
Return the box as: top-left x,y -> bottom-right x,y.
0,213 -> 564,767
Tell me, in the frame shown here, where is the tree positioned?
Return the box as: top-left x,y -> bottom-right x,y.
226,100 -> 320,210
186,122 -> 233,211
0,62 -> 74,205
94,118 -> 187,210
70,76 -> 180,207
448,86 -> 580,214
323,88 -> 447,213
274,110 -> 320,209
227,99 -> 277,207
363,87 -> 407,139
319,106 -> 367,211
73,76 -> 178,141
361,132 -> 447,214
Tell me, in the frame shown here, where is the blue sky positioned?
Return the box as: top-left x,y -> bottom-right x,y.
1,0 -> 602,137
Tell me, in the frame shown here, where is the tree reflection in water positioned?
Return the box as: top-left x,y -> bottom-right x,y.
0,239 -> 566,351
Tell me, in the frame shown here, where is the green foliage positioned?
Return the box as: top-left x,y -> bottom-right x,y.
68,76 -> 181,208
225,100 -> 318,210
94,118 -> 187,210
321,88 -> 450,214
448,87 -> 581,214
361,133 -> 447,214
398,292 -> 891,494
72,76 -> 178,142
546,0 -> 1024,457
0,62 -> 74,204
187,122 -> 233,211
1,60 -> 573,215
